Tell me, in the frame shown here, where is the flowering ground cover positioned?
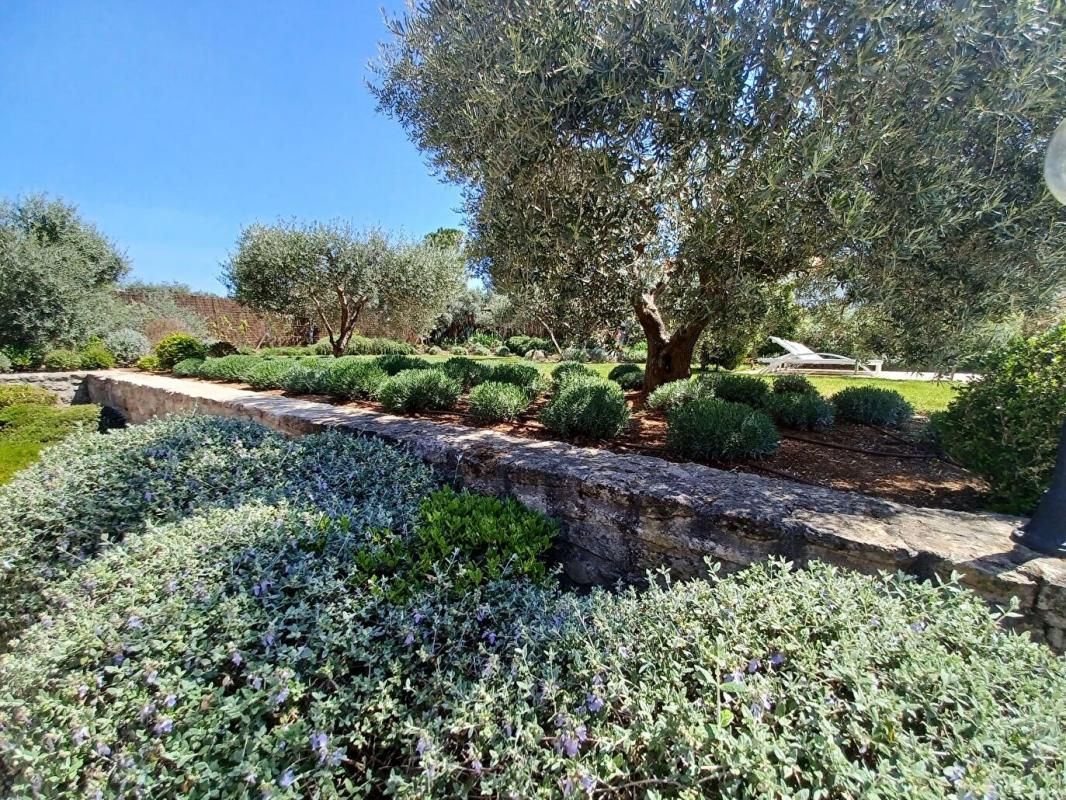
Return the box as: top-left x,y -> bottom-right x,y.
0,416 -> 1063,798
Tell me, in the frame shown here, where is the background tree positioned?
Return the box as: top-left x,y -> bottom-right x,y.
223,221 -> 463,355
0,194 -> 129,351
374,0 -> 1066,389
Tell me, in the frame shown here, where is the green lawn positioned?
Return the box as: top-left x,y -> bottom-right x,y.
0,402 -> 101,484
419,354 -> 960,413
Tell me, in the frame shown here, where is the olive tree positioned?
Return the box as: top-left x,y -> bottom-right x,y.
223,221 -> 463,356
374,0 -> 1066,389
0,194 -> 129,350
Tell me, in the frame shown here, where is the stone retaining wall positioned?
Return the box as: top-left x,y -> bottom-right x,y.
84,370 -> 1066,649
0,371 -> 100,404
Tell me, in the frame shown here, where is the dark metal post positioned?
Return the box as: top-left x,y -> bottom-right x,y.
1015,421 -> 1066,555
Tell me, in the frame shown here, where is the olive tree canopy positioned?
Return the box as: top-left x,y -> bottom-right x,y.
0,194 -> 129,351
374,0 -> 1066,387
223,222 -> 464,355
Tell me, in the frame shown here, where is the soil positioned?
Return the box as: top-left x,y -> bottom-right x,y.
238,383 -> 988,511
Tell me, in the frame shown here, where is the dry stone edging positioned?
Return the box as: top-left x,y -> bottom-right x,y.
83,369 -> 1066,649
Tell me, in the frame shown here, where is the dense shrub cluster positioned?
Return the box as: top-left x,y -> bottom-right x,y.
646,377 -> 714,413
832,386 -> 914,427
0,395 -> 101,483
607,363 -> 644,389
440,356 -> 489,389
483,362 -> 542,396
468,381 -> 531,422
540,376 -> 629,439
937,324 -> 1066,513
134,354 -> 159,371
374,354 -> 435,375
196,354 -> 262,383
41,348 -> 82,371
0,384 -> 56,409
152,333 -> 207,370
505,335 -> 551,356
103,328 -> 152,366
764,392 -> 836,431
772,374 -> 817,395
245,358 -> 296,390
205,340 -> 239,358
1,417 -> 1065,797
378,368 -> 461,413
78,341 -> 117,369
305,336 -> 415,357
707,373 -> 770,407
551,360 -> 595,387
170,357 -> 204,378
667,398 -> 780,461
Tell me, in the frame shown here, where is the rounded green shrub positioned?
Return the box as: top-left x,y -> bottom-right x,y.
0,353 -> 10,373
505,334 -> 550,355
449,345 -> 469,356
667,398 -> 779,461
708,373 -> 769,407
244,358 -> 293,390
103,329 -> 151,365
279,360 -> 331,394
540,376 -> 629,439
153,333 -> 207,370
938,324 -> 1066,513
41,348 -> 82,371
772,374 -> 817,395
426,345 -> 444,355
171,357 -> 205,378
318,357 -> 388,400
78,342 -> 117,370
374,354 -> 435,376
646,378 -> 712,413
764,392 -> 835,431
469,344 -> 491,356
551,360 -> 595,388
495,345 -> 511,357
832,386 -> 914,427
134,354 -> 160,372
469,381 -> 531,422
440,356 -> 490,389
378,368 -> 461,413
484,362 -> 542,396
621,344 -> 648,363
0,384 -> 56,409
607,363 -> 645,390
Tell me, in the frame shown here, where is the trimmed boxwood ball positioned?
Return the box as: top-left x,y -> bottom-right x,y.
484,362 -> 542,396
551,360 -> 596,388
667,397 -> 779,461
78,342 -> 117,370
440,356 -> 490,390
607,363 -> 645,390
171,357 -> 204,378
832,386 -> 914,426
468,381 -> 531,422
378,368 -> 461,413
708,373 -> 769,407
772,374 -> 817,395
540,376 -> 629,439
152,333 -> 207,370
42,348 -> 82,371
373,353 -> 435,376
645,378 -> 712,413
764,392 -> 835,430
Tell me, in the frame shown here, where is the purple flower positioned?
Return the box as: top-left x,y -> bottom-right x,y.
483,630 -> 497,646
327,748 -> 345,767
261,632 -> 276,648
403,631 -> 415,646
164,693 -> 177,708
310,732 -> 328,752
746,659 -> 760,674
273,688 -> 289,706
145,669 -> 159,685
769,652 -> 785,667
580,774 -> 595,791
559,733 -> 580,758
95,741 -> 112,756
165,579 -> 178,594
251,675 -> 263,690
910,621 -> 926,634
945,764 -> 965,784
416,736 -> 429,756
139,703 -> 156,722
126,615 -> 143,630
574,723 -> 587,742
476,607 -> 488,623
413,611 -> 424,624
153,717 -> 173,735
586,693 -> 604,713
77,684 -> 89,699
72,727 -> 89,745
278,769 -> 296,789
231,651 -> 243,667
470,758 -> 483,776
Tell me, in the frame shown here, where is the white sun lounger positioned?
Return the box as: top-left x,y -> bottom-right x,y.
758,337 -> 883,374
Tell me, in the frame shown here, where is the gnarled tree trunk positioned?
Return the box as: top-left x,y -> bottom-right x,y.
632,291 -> 705,393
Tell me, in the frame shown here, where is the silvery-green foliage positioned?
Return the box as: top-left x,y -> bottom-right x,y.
102,328 -> 151,366
1,547 -> 1064,798
646,378 -> 713,413
0,415 -> 436,644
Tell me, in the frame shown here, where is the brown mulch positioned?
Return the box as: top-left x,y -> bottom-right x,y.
246,383 -> 986,511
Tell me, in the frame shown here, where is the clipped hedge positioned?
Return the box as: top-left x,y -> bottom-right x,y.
667,398 -> 780,461
937,324 -> 1066,513
378,368 -> 461,413
195,354 -> 263,383
832,386 -> 914,427
540,376 -> 629,439
763,392 -> 836,431
468,381 -> 531,423
245,359 -> 297,391
319,357 -> 388,400
153,333 -> 207,370
171,357 -> 204,378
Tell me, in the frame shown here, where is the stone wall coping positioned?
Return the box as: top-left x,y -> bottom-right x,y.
84,369 -> 1066,648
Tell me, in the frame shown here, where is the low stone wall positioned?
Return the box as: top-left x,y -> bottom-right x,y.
0,371 -> 101,404
84,370 -> 1066,649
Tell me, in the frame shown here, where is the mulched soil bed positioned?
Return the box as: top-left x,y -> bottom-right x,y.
242,382 -> 986,511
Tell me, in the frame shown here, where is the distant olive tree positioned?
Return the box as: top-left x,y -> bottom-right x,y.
223,221 -> 463,355
375,0 -> 1066,389
0,194 -> 129,350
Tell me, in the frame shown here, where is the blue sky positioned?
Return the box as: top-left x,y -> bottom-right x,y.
0,1 -> 463,293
